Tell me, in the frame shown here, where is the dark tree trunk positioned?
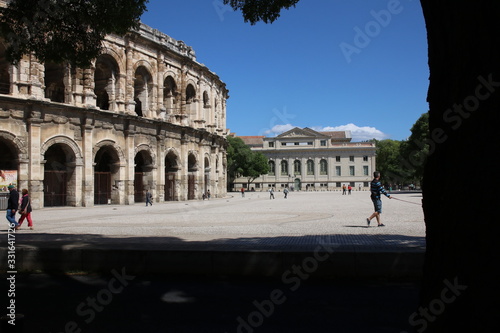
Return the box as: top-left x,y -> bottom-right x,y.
419,1 -> 500,331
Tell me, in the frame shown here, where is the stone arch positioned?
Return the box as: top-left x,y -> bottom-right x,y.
93,140 -> 125,205
134,144 -> 155,203
134,65 -> 154,117
164,147 -> 180,201
44,62 -> 66,103
203,154 -> 211,195
41,136 -> 83,207
187,151 -> 198,200
94,54 -> 120,111
163,75 -> 179,114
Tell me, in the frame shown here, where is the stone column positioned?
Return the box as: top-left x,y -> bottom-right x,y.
81,118 -> 94,206
27,111 -> 44,209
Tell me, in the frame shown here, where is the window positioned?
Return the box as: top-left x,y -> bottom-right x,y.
269,142 -> 274,148
320,140 -> 327,146
336,156 -> 341,162
294,160 -> 301,176
320,159 -> 328,175
349,166 -> 355,176
307,160 -> 314,175
268,161 -> 275,175
336,182 -> 341,187
281,160 -> 288,175
363,182 -> 369,188
336,166 -> 341,176
349,156 -> 355,162
363,165 -> 369,176
307,142 -> 313,146
363,155 -> 368,162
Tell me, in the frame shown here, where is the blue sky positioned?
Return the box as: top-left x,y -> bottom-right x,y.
141,0 -> 428,141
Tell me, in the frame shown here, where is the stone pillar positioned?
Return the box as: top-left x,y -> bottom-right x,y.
125,125 -> 136,204
125,44 -> 136,114
82,118 -> 94,206
27,112 -> 44,209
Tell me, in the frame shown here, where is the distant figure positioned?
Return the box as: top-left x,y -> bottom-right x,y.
348,185 -> 352,195
18,188 -> 34,230
207,190 -> 211,200
241,187 -> 245,197
269,187 -> 275,199
342,184 -> 347,195
145,190 -> 153,206
283,187 -> 289,199
366,171 -> 392,227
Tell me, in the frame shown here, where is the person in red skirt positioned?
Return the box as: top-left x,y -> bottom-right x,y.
17,188 -> 34,230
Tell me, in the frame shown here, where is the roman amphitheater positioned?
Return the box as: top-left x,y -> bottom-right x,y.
0,14 -> 230,208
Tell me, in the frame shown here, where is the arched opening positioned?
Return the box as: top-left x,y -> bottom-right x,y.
0,44 -> 11,95
134,150 -> 153,203
203,91 -> 210,108
185,84 -> 196,117
44,62 -> 65,103
43,144 -> 75,207
94,146 -> 119,205
134,66 -> 153,117
163,76 -> 178,114
164,151 -> 179,201
0,139 -> 18,196
187,153 -> 197,200
94,55 -> 119,111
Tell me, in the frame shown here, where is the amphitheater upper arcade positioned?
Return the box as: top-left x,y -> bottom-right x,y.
0,23 -> 230,208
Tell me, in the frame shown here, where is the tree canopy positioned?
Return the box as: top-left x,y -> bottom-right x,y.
222,0 -> 299,24
226,136 -> 269,189
0,0 -> 148,66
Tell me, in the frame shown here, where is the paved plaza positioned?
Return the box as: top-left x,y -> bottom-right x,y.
1,190 -> 425,279
7,190 -> 425,251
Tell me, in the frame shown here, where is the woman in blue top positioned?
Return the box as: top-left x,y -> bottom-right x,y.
367,171 -> 391,227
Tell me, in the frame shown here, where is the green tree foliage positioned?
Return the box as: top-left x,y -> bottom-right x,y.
372,139 -> 406,186
399,112 -> 429,186
227,136 -> 269,189
223,0 -> 299,24
0,0 -> 148,66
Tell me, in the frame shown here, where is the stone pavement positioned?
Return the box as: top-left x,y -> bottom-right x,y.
1,190 -> 425,279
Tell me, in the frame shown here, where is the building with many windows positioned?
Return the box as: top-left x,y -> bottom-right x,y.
0,10 -> 229,208
234,127 -> 376,192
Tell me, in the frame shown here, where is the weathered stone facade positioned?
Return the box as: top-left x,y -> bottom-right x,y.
235,128 -> 376,192
0,20 -> 229,208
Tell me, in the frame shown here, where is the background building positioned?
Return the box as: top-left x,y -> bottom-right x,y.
0,19 -> 229,208
234,127 -> 376,192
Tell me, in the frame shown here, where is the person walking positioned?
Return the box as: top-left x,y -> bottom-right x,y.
366,171 -> 391,227
283,187 -> 289,199
347,185 -> 352,195
6,184 -> 20,229
241,187 -> 245,197
269,187 -> 275,199
18,188 -> 34,230
145,190 -> 153,206
342,184 -> 347,195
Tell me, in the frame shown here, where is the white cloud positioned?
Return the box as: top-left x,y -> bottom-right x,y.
262,124 -> 295,136
312,123 -> 389,141
263,123 -> 388,141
